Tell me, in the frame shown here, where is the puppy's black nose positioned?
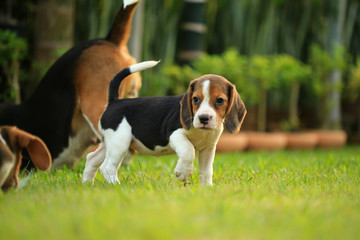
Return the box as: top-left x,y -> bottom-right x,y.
199,115 -> 210,124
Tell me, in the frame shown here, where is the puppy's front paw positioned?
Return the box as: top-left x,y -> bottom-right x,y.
82,175 -> 94,184
82,168 -> 98,183
107,175 -> 120,184
199,175 -> 213,186
102,173 -> 120,185
100,165 -> 120,184
174,164 -> 193,182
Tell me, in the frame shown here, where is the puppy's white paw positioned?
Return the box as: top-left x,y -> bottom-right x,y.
82,169 -> 97,183
199,175 -> 213,186
100,165 -> 120,184
174,164 -> 193,182
102,173 -> 120,185
82,175 -> 94,184
108,175 -> 120,184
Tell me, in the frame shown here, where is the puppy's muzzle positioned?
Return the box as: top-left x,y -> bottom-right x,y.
199,115 -> 212,125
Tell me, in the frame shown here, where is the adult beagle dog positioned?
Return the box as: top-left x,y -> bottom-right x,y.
0,126 -> 51,192
82,61 -> 246,186
0,0 -> 140,170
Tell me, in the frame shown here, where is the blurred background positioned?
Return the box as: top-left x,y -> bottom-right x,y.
0,0 -> 359,142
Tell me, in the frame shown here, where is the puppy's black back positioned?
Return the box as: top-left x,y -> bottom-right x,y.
101,95 -> 183,150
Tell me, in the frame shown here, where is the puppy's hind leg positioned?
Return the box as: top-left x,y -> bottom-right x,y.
100,145 -> 129,184
82,142 -> 105,183
100,119 -> 132,184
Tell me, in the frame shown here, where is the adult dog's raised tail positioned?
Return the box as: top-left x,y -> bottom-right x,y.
106,0 -> 140,47
108,61 -> 160,103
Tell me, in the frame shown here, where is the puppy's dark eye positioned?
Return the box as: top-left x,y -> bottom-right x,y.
193,97 -> 201,104
215,97 -> 224,106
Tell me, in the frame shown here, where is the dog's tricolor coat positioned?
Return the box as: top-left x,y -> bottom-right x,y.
0,126 -> 51,192
0,0 -> 140,170
83,61 -> 247,185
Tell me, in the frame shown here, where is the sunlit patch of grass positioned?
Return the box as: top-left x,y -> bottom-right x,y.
0,147 -> 359,239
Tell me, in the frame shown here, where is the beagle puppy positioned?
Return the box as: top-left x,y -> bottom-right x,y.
82,61 -> 246,186
0,0 -> 140,170
0,126 -> 51,192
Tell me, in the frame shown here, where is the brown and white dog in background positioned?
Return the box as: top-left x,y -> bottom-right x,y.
0,126 -> 51,192
0,0 -> 141,170
82,61 -> 247,186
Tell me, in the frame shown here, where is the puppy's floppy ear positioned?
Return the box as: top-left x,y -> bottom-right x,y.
224,84 -> 247,134
9,127 -> 52,171
180,80 -> 196,130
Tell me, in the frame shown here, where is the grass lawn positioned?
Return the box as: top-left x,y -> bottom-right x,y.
1,146 -> 359,240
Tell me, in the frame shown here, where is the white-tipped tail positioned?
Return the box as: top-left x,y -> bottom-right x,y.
107,60 -> 160,103
129,60 -> 160,74
124,0 -> 140,9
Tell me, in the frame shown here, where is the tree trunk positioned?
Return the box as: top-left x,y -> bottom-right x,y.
11,55 -> 21,104
327,69 -> 342,129
358,100 -> 360,134
129,0 -> 144,61
27,0 -> 74,98
258,84 -> 267,132
325,0 -> 347,130
176,0 -> 207,65
289,81 -> 300,129
33,0 -> 74,62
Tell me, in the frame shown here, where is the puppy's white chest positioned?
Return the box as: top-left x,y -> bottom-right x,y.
184,126 -> 223,151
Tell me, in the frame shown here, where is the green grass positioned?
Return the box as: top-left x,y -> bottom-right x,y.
1,147 -> 360,240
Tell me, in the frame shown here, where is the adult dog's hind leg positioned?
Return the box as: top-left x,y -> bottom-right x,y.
52,125 -> 97,170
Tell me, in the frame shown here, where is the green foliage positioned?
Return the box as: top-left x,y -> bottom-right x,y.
0,30 -> 28,102
142,0 -> 182,61
148,46 -> 357,131
309,44 -> 347,96
154,49 -> 258,105
162,62 -> 198,95
0,30 -> 27,64
248,55 -> 276,89
204,0 -> 360,59
1,147 -> 360,239
272,54 -> 311,86
140,62 -> 198,97
155,50 -> 313,106
272,55 -> 312,131
347,58 -> 360,101
74,0 -> 122,42
193,49 -> 256,104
